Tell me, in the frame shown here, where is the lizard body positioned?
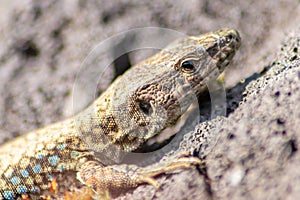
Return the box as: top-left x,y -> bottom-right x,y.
0,29 -> 240,199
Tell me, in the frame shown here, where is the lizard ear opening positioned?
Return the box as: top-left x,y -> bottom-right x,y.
138,101 -> 153,116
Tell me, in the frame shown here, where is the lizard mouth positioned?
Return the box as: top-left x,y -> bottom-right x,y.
217,48 -> 236,71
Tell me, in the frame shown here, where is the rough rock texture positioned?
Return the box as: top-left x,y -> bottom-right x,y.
197,29 -> 300,200
0,0 -> 300,199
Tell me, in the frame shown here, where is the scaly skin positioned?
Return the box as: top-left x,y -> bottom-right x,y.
0,29 -> 240,199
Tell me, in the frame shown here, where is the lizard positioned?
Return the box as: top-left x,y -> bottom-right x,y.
0,28 -> 241,199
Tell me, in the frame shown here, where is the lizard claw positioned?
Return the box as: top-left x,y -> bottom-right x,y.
135,175 -> 159,189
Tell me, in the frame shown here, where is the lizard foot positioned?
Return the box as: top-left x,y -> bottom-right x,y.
142,156 -> 203,178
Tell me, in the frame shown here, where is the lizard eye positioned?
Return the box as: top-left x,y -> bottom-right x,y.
181,61 -> 195,73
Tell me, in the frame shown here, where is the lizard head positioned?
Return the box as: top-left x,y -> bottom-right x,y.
89,29 -> 241,161
183,28 -> 241,72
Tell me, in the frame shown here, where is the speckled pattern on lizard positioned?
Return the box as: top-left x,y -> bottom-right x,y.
0,28 -> 240,199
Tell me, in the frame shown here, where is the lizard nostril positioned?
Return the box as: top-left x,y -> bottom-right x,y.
225,33 -> 235,43
138,101 -> 153,116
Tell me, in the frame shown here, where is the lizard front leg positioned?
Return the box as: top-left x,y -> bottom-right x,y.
78,161 -> 159,192
78,157 -> 202,198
